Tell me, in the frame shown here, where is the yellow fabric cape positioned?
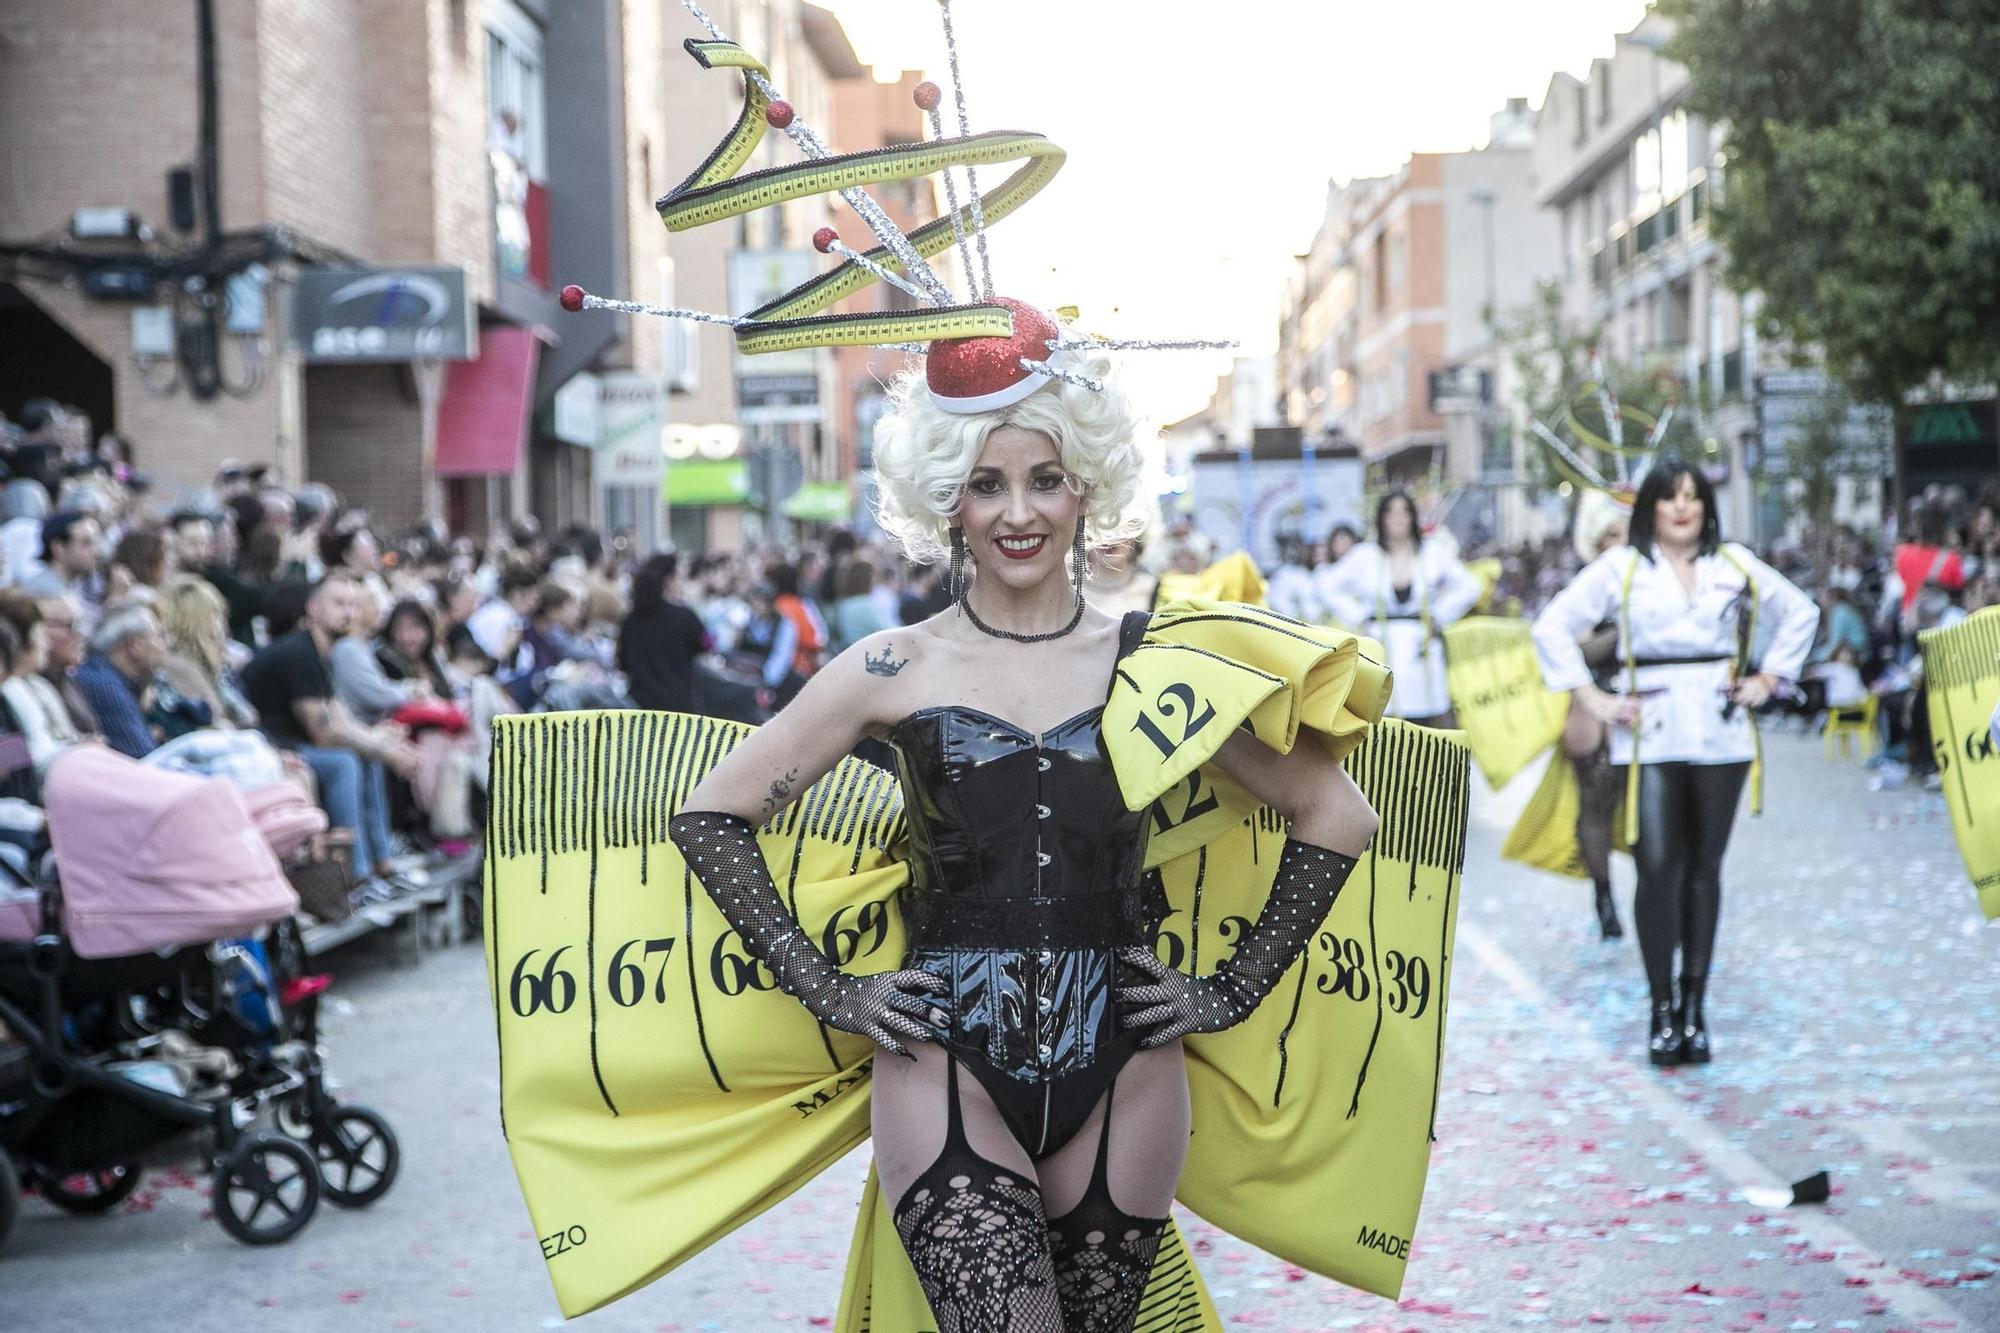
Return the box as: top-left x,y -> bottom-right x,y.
1920,607 -> 2000,919
485,598 -> 1471,1323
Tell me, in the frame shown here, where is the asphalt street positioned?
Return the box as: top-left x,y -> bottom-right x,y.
6,728 -> 1997,1331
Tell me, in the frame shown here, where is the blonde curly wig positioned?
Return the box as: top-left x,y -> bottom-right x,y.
869,343 -> 1148,564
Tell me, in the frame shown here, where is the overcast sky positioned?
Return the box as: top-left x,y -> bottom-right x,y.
813,0 -> 1653,422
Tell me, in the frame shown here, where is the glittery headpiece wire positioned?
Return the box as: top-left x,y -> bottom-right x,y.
558,0 -> 1233,408
1527,349 -> 1671,510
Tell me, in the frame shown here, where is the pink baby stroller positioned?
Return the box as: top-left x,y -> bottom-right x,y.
0,748 -> 396,1249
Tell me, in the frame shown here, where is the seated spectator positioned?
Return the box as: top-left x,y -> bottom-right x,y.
828,557 -> 889,655
618,553 -> 708,713
19,510 -> 104,631
0,590 -> 87,773
0,478 -> 51,590
466,566 -> 539,672
73,603 -> 166,759
329,589 -> 427,726
0,621 -> 45,806
166,508 -> 217,573
240,572 -> 417,885
378,599 -> 452,697
110,528 -> 171,607
155,574 -> 255,738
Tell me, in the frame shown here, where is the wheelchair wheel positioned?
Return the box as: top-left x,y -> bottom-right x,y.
38,1161 -> 143,1215
313,1104 -> 399,1208
0,1152 -> 18,1250
214,1134 -> 319,1245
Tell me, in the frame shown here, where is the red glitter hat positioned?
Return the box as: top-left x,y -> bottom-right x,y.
925,298 -> 1070,415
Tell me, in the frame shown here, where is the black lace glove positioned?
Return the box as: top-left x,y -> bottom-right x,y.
1117,836 -> 1360,1048
667,811 -> 949,1058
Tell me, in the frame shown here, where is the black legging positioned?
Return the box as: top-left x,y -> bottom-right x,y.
1632,761 -> 1750,1001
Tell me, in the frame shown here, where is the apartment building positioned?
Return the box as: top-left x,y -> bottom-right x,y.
1277,102 -> 1556,540
0,0 -> 684,537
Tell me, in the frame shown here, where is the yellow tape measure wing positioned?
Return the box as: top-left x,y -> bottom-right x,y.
486,711 -> 912,1317
1920,607 -> 2000,918
1170,721 -> 1469,1299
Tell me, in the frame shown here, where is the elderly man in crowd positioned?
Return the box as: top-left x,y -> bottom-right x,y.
71,602 -> 165,759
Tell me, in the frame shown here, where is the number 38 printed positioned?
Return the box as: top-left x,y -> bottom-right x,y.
1313,932 -> 1432,1019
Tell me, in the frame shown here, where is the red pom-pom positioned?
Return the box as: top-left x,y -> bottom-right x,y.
558,285 -> 586,313
812,227 -> 839,255
765,100 -> 794,129
913,81 -> 942,112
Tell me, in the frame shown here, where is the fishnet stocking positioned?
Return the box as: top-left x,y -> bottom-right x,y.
892,1060 -> 1065,1331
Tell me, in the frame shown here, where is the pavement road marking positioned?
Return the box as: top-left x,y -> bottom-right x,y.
1847,1118 -> 2000,1213
1459,919 -> 1971,1332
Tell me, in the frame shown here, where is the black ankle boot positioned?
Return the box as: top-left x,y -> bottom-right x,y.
1594,882 -> 1624,940
1648,998 -> 1684,1066
1678,976 -> 1711,1064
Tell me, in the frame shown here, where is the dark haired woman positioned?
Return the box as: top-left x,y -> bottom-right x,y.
1533,463 -> 1817,1066
1315,489 -> 1481,726
616,553 -> 709,713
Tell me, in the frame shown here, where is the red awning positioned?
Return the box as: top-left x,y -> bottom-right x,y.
434,325 -> 539,477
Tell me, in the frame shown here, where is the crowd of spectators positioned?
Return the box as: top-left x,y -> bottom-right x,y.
5,392 -> 1991,902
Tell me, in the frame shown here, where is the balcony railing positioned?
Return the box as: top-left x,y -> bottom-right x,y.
1588,171 -> 1712,290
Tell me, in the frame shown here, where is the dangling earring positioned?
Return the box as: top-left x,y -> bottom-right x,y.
1070,516 -> 1088,613
948,526 -> 967,608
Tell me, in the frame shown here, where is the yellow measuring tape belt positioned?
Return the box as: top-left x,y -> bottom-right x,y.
657,34 -> 1068,356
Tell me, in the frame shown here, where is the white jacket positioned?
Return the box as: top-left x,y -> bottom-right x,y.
1533,544 -> 1818,765
1313,541 -> 1482,719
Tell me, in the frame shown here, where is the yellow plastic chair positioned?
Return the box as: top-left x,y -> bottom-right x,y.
1822,695 -> 1879,760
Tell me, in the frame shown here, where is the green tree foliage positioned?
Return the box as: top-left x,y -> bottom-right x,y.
1663,0 -> 2000,415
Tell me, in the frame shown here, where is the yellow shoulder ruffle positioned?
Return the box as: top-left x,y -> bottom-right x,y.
1103,597 -> 1391,867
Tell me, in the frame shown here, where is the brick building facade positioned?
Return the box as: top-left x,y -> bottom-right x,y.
0,0 -> 670,538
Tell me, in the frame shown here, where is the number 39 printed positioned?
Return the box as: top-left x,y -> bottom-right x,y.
1314,932 -> 1432,1020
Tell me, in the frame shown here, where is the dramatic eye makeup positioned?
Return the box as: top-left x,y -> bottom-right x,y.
964,465 -> 1072,499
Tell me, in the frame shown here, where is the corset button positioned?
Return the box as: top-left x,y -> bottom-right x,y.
1037,851 -> 1052,867
1037,804 -> 1051,819
1037,949 -> 1053,965
1037,756 -> 1051,772
1037,994 -> 1053,1013
1037,1043 -> 1052,1060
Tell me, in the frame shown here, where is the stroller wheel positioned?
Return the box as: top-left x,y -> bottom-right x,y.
214,1134 -> 319,1245
313,1104 -> 400,1207
37,1161 -> 143,1215
0,1153 -> 18,1251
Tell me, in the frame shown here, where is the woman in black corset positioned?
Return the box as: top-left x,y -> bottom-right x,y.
667,334 -> 1378,1332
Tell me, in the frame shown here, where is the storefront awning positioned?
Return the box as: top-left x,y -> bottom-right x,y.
780,480 -> 853,524
435,325 -> 539,477
663,458 -> 757,508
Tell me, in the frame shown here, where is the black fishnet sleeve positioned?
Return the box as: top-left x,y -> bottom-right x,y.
1118,836 -> 1360,1047
667,810 -> 947,1056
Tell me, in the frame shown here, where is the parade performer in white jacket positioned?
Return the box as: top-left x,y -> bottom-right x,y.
1533,463 -> 1817,1067
1315,491 -> 1482,725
